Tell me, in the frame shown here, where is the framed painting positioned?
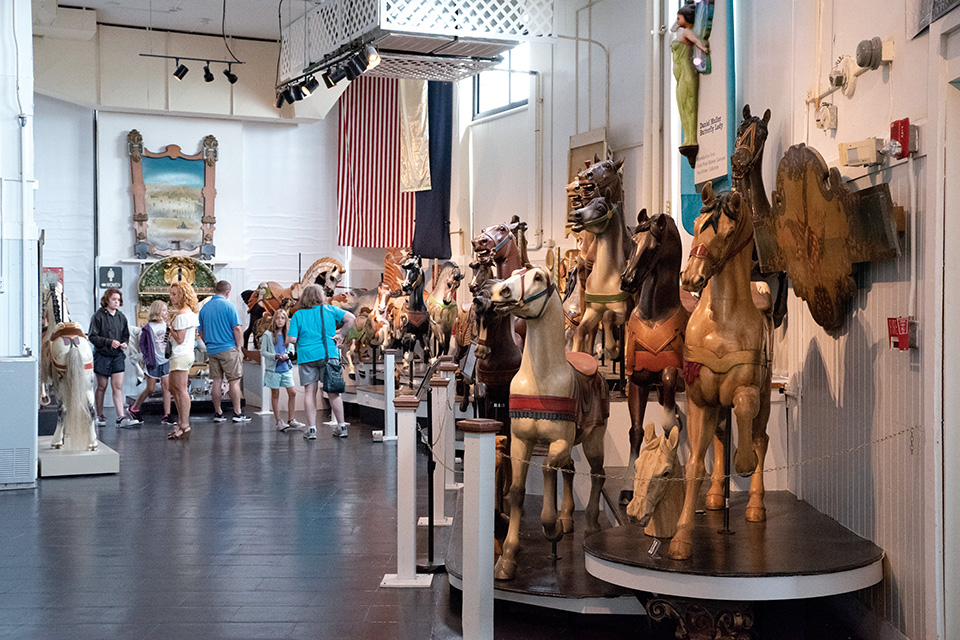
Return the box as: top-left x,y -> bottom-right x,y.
127,130 -> 219,259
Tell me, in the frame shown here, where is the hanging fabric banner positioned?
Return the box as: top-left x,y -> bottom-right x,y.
337,76 -> 416,248
412,81 -> 453,259
399,79 -> 432,192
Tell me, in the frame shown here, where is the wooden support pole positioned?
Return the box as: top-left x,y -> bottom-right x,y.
420,371 -> 454,527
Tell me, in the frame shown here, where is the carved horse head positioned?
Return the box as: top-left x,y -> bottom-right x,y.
400,255 -> 424,296
569,197 -> 617,235
731,104 -> 771,180
577,156 -> 625,204
626,424 -> 682,532
682,182 -> 753,293
313,258 -> 345,297
620,209 -> 682,294
490,266 -> 556,320
472,222 -> 519,264
432,262 -> 463,305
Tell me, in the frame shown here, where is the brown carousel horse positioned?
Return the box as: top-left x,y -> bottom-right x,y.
490,266 -> 609,580
242,281 -> 299,349
399,255 -> 431,365
669,182 -> 773,561
40,283 -> 98,451
618,209 -> 689,503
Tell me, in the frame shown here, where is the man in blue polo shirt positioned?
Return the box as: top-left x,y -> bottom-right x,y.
199,280 -> 250,423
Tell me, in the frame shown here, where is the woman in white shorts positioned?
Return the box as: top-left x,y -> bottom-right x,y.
260,309 -> 302,431
167,281 -> 199,439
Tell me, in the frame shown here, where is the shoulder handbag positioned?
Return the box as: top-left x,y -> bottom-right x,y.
164,326 -> 174,359
320,305 -> 346,394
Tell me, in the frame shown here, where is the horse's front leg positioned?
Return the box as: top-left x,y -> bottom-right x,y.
84,386 -> 99,451
732,385 -> 761,476
51,392 -> 65,449
705,422 -> 726,510
559,460 -> 575,534
746,386 -> 771,522
668,402 -> 719,560
542,433 -> 572,542
573,306 -> 602,354
602,306 -> 628,360
623,379 -> 651,504
495,434 -> 532,581
580,425 -> 606,536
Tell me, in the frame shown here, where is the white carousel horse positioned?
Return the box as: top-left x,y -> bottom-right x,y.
427,261 -> 463,358
490,266 -> 609,580
40,283 -> 98,451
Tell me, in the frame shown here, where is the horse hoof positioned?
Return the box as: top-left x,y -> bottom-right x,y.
560,517 -> 574,534
619,489 -> 634,506
494,557 -> 516,581
542,524 -> 564,543
668,537 -> 693,560
734,448 -> 758,476
51,442 -> 63,450
88,444 -> 99,451
745,506 -> 766,522
705,492 -> 725,510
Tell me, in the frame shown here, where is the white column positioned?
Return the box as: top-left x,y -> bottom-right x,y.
257,357 -> 272,415
383,349 -> 397,441
459,418 -> 500,640
419,373 -> 453,527
381,394 -> 433,588
439,361 -> 462,490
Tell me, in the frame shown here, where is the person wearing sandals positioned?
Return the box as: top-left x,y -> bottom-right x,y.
128,300 -> 176,427
167,281 -> 200,439
286,284 -> 355,439
88,287 -> 136,427
260,309 -> 303,431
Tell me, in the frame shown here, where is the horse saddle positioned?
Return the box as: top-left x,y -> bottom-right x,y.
404,310 -> 429,329
626,307 -> 688,374
566,351 -> 598,377
50,322 -> 87,344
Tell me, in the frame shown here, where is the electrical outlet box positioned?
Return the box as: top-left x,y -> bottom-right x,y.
816,104 -> 838,130
839,138 -> 882,166
890,118 -> 919,159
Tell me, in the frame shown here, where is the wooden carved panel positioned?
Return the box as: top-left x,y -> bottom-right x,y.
128,130 -> 219,259
135,257 -> 217,325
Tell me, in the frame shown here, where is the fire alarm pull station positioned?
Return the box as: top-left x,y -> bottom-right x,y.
887,316 -> 915,351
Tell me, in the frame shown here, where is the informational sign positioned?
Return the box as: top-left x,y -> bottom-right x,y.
99,266 -> 122,289
694,0 -> 729,185
41,267 -> 63,289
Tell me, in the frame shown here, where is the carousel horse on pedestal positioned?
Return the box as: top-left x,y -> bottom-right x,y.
40,283 -> 98,451
427,261 -> 463,358
626,423 -> 684,539
490,266 -> 609,580
669,182 -> 773,561
618,209 -> 689,502
241,281 -> 300,349
399,255 -> 431,365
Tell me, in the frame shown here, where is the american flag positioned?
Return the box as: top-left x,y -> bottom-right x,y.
337,76 -> 415,248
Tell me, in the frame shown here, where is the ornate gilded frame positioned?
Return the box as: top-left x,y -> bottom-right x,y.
127,130 -> 219,259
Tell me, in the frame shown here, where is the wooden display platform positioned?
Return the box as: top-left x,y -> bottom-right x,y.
583,491 -> 883,601
38,436 -> 119,477
446,491 -> 644,615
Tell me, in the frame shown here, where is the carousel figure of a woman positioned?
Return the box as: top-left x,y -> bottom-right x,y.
672,1 -> 710,168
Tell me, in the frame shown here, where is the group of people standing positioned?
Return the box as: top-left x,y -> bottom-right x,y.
86,280 -> 355,441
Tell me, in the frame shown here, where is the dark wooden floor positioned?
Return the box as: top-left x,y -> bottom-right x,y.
0,407 -> 864,639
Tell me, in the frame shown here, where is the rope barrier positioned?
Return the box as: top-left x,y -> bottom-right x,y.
416,422 -> 922,484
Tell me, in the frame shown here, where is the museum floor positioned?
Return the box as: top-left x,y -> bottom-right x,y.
0,410 -> 866,639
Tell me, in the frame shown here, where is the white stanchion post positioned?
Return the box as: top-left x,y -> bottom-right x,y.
383,349 -> 398,442
419,372 -> 453,527
439,361 -> 462,491
459,418 -> 500,640
381,395 -> 433,588
256,357 -> 272,416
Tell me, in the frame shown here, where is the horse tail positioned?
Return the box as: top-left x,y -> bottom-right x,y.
63,344 -> 94,447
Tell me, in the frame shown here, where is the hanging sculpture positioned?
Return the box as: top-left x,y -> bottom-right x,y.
671,2 -> 710,168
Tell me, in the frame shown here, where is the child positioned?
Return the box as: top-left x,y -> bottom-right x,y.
260,309 -> 303,431
129,301 -> 175,426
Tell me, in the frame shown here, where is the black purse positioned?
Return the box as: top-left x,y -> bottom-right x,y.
164,326 -> 174,359
320,305 -> 345,394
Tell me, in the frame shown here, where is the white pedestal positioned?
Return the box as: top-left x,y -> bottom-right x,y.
38,436 -> 119,477
383,350 -> 397,442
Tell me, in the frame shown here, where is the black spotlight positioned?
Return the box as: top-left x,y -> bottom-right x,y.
173,61 -> 189,81
203,63 -> 215,82
223,65 -> 239,84
281,86 -> 296,104
322,65 -> 347,88
302,75 -> 321,96
291,84 -> 305,101
343,56 -> 365,81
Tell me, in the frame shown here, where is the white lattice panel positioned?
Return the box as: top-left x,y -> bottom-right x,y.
366,54 -> 502,81
280,0 -> 553,83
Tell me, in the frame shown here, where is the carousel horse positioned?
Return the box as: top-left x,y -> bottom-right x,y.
399,255 -> 431,365
40,283 -> 98,451
342,283 -> 394,378
126,326 -> 146,386
669,182 -> 773,561
570,196 -> 632,359
490,266 -> 609,580
619,209 -> 689,501
561,266 -> 582,350
300,256 -> 346,297
626,423 -> 684,539
242,281 -> 299,349
451,261 -> 489,413
471,221 -> 528,284
427,261 -> 463,358
731,104 -> 789,327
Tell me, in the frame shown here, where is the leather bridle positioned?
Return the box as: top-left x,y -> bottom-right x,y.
512,268 -> 555,320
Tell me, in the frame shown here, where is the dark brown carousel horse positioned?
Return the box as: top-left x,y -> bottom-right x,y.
619,209 -> 688,504
399,255 -> 431,365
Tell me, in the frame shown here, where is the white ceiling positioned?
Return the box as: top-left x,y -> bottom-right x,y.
62,0 -> 313,40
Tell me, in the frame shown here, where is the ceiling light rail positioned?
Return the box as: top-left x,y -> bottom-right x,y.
139,54 -> 244,84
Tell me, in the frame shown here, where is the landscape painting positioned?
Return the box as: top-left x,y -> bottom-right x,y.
141,155 -> 205,253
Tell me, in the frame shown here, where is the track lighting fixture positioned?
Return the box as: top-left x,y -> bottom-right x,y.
203,63 -> 215,82
322,65 -> 347,88
223,64 -> 239,84
173,60 -> 189,81
364,44 -> 380,70
343,55 -> 366,81
275,92 -> 286,108
281,86 -> 296,105
302,75 -> 321,96
141,54 -> 245,86
291,84 -> 305,101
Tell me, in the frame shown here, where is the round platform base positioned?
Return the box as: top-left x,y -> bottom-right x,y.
583,491 -> 883,601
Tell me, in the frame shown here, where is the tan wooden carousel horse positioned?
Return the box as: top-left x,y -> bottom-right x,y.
40,283 -> 98,451
626,423 -> 684,539
427,261 -> 463,358
300,257 -> 346,297
490,266 -> 609,580
669,182 -> 773,561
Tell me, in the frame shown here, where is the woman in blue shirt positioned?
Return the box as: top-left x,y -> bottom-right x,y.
287,284 -> 355,439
